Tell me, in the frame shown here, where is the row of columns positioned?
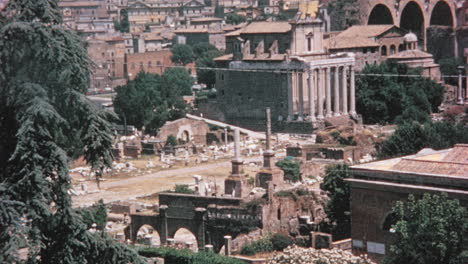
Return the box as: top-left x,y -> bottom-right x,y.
287,65 -> 356,121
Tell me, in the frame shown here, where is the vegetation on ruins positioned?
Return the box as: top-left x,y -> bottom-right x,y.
275,158 -> 301,182
438,56 -> 465,85
319,164 -> 351,240
240,233 -> 294,256
138,246 -> 244,264
174,184 -> 196,194
0,0 -> 142,262
356,62 -> 445,125
113,69 -> 193,133
326,0 -> 360,31
382,193 -> 468,264
376,121 -> 468,159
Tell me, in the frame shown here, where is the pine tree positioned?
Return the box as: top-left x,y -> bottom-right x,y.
0,0 -> 143,262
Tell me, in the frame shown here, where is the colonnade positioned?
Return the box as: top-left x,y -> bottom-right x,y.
287,64 -> 356,121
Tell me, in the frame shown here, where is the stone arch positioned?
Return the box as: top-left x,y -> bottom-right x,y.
368,4 -> 394,25
381,45 -> 387,56
135,224 -> 162,246
398,44 -> 404,52
172,227 -> 199,251
390,44 -> 396,55
382,212 -> 398,232
400,1 -> 425,41
430,1 -> 454,26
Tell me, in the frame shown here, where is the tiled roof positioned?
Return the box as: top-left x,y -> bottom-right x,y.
225,28 -> 243,37
241,21 -> 291,34
387,49 -> 433,59
325,36 -> 380,49
443,144 -> 468,163
59,1 -> 101,7
242,53 -> 286,61
191,17 -> 223,22
338,25 -> 395,38
391,159 -> 468,177
213,54 -> 234,61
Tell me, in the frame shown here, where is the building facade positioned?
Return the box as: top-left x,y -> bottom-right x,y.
214,1 -> 357,130
348,144 -> 468,262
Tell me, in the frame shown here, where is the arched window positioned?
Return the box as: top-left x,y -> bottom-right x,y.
390,45 -> 396,55
398,44 -> 404,52
381,46 -> 387,56
382,212 -> 398,232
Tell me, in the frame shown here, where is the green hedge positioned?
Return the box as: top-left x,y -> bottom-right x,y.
138,247 -> 244,264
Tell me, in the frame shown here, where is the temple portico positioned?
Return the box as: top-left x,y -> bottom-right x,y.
286,57 -> 356,122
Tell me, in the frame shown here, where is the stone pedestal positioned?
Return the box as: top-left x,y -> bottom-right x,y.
255,167 -> 283,189
263,151 -> 274,169
224,177 -> 243,197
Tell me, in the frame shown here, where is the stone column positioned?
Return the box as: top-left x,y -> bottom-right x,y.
287,72 -> 294,121
349,66 -> 356,116
297,72 -> 304,121
224,235 -> 232,256
341,66 -> 348,114
195,207 -> 207,251
224,127 -> 228,149
458,66 -> 465,104
205,244 -> 214,252
159,205 -> 168,245
334,66 -> 340,116
317,68 -> 324,119
263,107 -> 274,168
231,128 -> 242,176
325,67 -> 332,117
308,69 -> 316,121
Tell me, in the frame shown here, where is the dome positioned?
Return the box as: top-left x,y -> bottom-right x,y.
404,32 -> 418,42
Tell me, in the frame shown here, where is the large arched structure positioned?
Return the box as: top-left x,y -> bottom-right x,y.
400,1 -> 425,42
430,1 -> 454,26
361,0 -> 458,54
368,4 -> 394,25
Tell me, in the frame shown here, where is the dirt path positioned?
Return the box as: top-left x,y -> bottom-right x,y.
72,156 -> 262,207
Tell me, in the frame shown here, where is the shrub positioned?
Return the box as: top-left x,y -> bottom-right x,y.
240,236 -> 274,256
270,234 -> 293,251
138,247 -> 243,264
76,199 -> 107,230
174,184 -> 195,194
166,135 -> 178,146
275,158 -> 301,182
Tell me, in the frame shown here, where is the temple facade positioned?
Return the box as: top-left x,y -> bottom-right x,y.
214,1 -> 357,131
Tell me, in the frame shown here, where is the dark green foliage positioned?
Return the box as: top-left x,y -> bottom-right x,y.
376,121 -> 468,159
240,236 -> 274,255
244,198 -> 267,211
0,1 -> 143,262
275,158 -> 301,182
113,70 -> 193,133
174,184 -> 195,194
225,13 -> 246,25
76,199 -> 107,230
192,42 -> 218,58
327,0 -> 360,31
166,135 -> 178,146
138,247 -> 244,264
357,62 -> 445,124
438,57 -> 464,85
114,9 -> 130,33
196,49 -> 223,88
320,164 -> 351,240
271,233 -> 294,251
383,193 -> 468,264
171,44 -> 195,65
427,27 -> 455,62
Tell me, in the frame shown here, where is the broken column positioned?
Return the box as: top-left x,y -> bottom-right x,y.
224,235 -> 232,256
255,108 -> 283,189
263,107 -> 274,168
224,128 -> 243,197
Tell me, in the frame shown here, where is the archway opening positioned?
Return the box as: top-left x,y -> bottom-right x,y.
181,130 -> 190,144
430,1 -> 453,26
173,228 -> 198,252
136,224 -> 161,246
400,1 -> 424,45
368,4 -> 394,25
428,1 -> 455,60
382,212 -> 398,232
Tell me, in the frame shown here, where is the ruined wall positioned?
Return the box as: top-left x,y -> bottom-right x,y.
157,118 -> 210,145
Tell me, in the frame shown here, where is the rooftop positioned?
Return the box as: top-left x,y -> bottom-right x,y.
387,49 -> 434,59
352,144 -> 468,178
241,21 -> 291,34
338,25 -> 396,38
325,36 -> 380,49
59,1 -> 101,7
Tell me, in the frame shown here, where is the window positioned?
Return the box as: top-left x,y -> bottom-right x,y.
398,44 -> 404,52
381,46 -> 387,56
307,37 -> 312,51
148,61 -> 152,68
390,45 -> 396,55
